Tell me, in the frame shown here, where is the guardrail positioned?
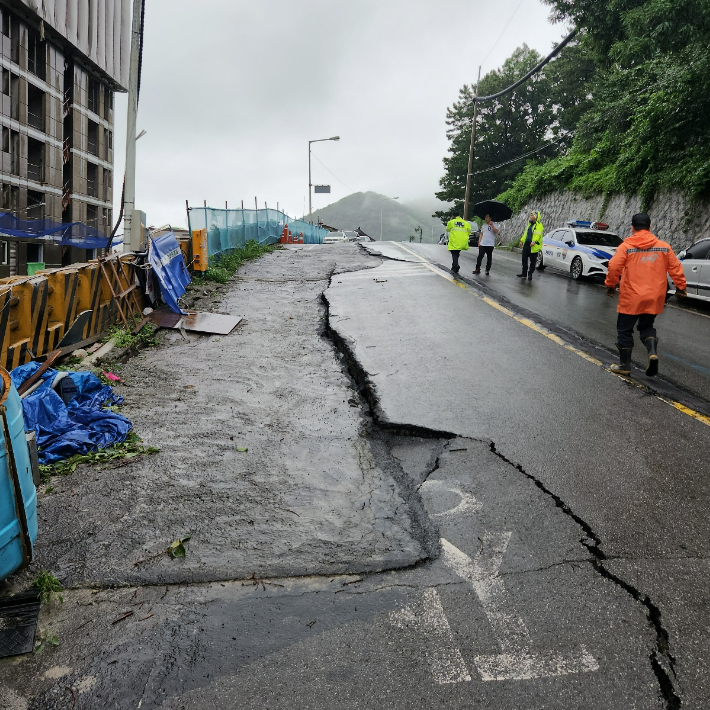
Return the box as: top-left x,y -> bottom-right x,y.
0,256 -> 138,370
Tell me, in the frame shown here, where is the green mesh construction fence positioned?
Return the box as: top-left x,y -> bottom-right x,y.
187,207 -> 328,257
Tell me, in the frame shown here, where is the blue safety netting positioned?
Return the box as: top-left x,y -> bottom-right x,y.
11,362 -> 131,465
0,212 -> 109,249
187,207 -> 328,258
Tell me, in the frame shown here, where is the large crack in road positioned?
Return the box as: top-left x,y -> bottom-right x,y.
323,251 -> 683,708
0,244 -> 685,709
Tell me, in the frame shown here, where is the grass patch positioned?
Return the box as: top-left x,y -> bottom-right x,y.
33,570 -> 63,604
200,239 -> 279,284
39,431 -> 160,480
110,323 -> 160,350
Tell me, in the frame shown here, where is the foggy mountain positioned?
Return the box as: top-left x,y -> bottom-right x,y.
305,192 -> 450,242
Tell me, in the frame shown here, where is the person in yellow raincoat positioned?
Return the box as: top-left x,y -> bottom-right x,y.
446,216 -> 471,273
517,211 -> 544,280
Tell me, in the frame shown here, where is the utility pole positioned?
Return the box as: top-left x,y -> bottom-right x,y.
463,66 -> 481,222
124,0 -> 145,252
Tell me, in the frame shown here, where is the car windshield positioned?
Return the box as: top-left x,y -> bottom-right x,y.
575,231 -> 622,247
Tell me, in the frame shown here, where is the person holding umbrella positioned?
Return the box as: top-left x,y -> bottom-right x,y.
445,215 -> 471,273
471,201 -> 513,277
518,211 -> 544,280
473,215 -> 499,275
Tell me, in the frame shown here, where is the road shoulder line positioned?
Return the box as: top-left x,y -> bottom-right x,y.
394,242 -> 710,429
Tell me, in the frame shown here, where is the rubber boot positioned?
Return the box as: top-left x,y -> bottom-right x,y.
642,336 -> 659,377
610,344 -> 633,375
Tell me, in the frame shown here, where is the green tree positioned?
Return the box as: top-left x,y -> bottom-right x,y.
435,43 -> 592,223
499,0 -> 710,209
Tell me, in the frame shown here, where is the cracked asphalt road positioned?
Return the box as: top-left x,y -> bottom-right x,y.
1,242 -> 707,708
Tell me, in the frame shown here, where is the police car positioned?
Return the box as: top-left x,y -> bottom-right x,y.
537,220 -> 623,280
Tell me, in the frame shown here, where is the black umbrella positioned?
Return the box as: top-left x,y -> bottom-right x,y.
472,200 -> 513,222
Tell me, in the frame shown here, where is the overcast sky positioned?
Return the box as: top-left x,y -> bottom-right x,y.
112,0 -> 568,229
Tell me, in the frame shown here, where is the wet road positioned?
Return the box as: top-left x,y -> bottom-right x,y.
326,243 -> 710,708
402,242 -> 710,402
2,243 -> 709,709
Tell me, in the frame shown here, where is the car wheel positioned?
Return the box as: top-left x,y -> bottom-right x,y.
536,252 -> 545,270
571,256 -> 584,280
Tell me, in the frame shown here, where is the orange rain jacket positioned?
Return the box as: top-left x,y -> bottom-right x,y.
605,230 -> 687,315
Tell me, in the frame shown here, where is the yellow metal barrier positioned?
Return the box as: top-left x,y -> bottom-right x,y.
0,257 -> 136,371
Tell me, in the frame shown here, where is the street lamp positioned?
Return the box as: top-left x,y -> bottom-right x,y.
308,136 -> 340,217
380,196 -> 399,240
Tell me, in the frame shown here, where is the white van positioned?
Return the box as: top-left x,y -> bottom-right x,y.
323,232 -> 349,244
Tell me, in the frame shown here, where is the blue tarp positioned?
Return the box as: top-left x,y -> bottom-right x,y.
11,363 -> 132,465
0,212 -> 109,249
148,231 -> 191,314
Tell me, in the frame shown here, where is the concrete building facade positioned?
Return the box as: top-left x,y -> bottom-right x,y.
0,0 -> 130,276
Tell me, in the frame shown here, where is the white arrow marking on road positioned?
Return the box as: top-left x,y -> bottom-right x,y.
389,588 -> 472,684
419,479 -> 482,517
441,535 -> 599,681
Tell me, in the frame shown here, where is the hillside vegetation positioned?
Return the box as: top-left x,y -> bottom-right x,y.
438,0 -> 710,217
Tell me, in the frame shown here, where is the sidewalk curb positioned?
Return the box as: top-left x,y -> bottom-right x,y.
79,339 -> 116,368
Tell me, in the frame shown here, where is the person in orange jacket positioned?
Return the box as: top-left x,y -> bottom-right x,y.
605,212 -> 687,376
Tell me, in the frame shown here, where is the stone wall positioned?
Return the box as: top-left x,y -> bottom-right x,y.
498,190 -> 710,253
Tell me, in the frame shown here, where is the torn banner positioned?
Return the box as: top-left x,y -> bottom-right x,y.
11,363 -> 131,465
148,231 -> 191,314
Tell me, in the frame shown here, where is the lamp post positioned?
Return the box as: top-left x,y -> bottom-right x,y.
380,196 -> 399,240
308,136 -> 340,217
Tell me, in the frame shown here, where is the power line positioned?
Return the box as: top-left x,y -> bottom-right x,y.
309,150 -> 355,193
480,0 -> 526,69
470,134 -> 568,176
469,81 -> 661,177
476,28 -> 579,103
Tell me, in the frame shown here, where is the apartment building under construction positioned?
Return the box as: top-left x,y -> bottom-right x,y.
0,0 -> 130,276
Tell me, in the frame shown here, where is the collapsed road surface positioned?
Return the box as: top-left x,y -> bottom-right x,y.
1,242 -> 707,709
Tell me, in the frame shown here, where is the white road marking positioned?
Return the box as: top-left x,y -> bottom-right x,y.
389,588 -> 472,684
419,479 -> 482,517
441,536 -> 599,681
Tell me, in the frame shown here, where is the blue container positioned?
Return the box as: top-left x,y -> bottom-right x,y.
0,372 -> 37,581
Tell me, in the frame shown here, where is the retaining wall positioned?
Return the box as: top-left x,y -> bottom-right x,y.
498,190 -> 710,253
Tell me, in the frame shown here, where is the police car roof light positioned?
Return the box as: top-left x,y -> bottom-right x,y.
567,220 -> 609,230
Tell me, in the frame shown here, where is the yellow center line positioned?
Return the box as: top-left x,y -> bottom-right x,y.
394,243 -> 710,428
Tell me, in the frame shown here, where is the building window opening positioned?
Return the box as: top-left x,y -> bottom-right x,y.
105,89 -> 113,118
2,184 -> 18,214
87,162 -> 98,197
1,126 -> 8,153
27,137 -> 44,183
27,242 -> 44,263
0,8 -> 9,38
0,241 -> 7,265
86,203 -> 98,229
10,73 -> 18,120
88,76 -> 99,114
1,68 -> 8,96
9,129 -> 19,175
87,119 -> 98,155
27,84 -> 45,131
26,190 -> 44,220
27,29 -> 46,80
